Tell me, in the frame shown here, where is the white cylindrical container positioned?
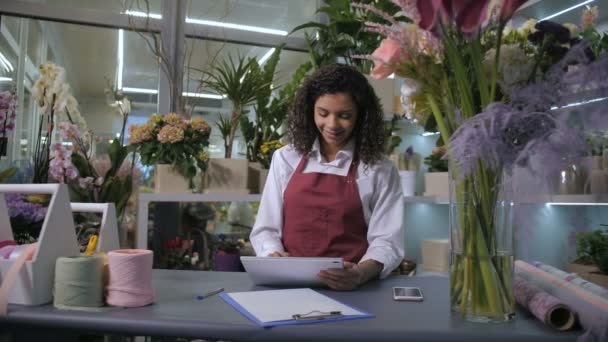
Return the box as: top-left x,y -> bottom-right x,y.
399,170 -> 416,196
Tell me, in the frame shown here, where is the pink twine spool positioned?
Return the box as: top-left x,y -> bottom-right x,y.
106,249 -> 154,307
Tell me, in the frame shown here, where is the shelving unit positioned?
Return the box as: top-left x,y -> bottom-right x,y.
136,192 -> 608,249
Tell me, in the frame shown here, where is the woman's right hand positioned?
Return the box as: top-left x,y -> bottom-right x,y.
268,251 -> 290,257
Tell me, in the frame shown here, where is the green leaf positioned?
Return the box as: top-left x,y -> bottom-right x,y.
0,167 -> 17,183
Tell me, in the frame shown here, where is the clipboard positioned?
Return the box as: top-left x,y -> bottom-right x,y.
219,288 -> 374,328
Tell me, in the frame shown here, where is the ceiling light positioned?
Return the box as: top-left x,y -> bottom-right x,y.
0,77 -> 12,82
541,0 -> 594,21
546,202 -> 608,206
258,48 -> 276,65
182,92 -> 224,100
122,87 -> 158,94
421,132 -> 440,137
124,10 -> 162,20
117,29 -> 124,90
185,17 -> 287,36
550,97 -> 608,110
0,52 -> 13,72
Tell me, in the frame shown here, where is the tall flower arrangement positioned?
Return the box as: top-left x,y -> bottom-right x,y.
353,0 -> 603,322
358,1 -> 608,322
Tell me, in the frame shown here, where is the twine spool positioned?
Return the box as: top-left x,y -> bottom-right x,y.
0,240 -> 16,249
106,249 -> 154,307
53,255 -> 105,310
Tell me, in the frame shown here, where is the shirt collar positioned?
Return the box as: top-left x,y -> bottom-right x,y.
310,137 -> 355,164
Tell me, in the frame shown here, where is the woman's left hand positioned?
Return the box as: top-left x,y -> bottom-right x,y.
318,262 -> 362,291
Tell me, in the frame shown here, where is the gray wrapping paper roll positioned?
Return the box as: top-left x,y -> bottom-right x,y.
514,275 -> 577,331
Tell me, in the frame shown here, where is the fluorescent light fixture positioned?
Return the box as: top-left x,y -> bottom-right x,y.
258,48 -> 276,65
182,92 -> 224,100
117,29 -> 124,90
388,73 -> 395,79
541,0 -> 594,21
551,96 -> 608,110
122,87 -> 158,94
185,17 -> 288,36
547,202 -> 608,206
124,10 -> 162,20
0,52 -> 14,72
422,131 -> 440,136
122,87 -> 224,99
0,77 -> 12,82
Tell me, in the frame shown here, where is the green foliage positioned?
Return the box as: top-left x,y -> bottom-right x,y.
576,228 -> 608,274
0,167 -> 16,183
291,0 -> 403,72
69,139 -> 135,217
383,115 -> 402,154
199,55 -> 272,158
581,28 -> 608,61
424,147 -> 449,172
241,47 -> 312,162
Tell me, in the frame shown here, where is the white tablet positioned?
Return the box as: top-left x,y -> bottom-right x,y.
240,256 -> 344,287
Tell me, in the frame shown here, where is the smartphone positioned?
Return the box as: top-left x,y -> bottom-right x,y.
392,287 -> 423,301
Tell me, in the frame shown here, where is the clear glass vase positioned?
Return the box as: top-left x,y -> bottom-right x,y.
449,165 -> 515,323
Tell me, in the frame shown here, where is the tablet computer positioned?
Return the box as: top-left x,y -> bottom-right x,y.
240,256 -> 344,287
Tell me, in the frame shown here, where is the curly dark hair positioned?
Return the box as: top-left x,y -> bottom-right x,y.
287,64 -> 386,166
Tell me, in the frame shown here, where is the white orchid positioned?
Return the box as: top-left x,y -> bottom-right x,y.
32,62 -> 87,130
399,78 -> 421,120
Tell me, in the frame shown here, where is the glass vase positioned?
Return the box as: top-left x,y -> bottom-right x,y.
449,165 -> 515,323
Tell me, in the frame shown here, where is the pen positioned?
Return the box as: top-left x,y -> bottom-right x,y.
196,287 -> 224,300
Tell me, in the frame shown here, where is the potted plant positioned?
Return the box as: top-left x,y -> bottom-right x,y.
199,54 -> 271,194
212,234 -> 245,272
567,227 -> 608,287
395,146 -> 420,196
253,140 -> 285,193
129,113 -> 211,193
423,146 -> 449,198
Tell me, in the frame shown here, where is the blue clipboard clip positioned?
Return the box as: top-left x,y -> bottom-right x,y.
292,310 -> 343,321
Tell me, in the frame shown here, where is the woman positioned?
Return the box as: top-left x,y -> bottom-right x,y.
250,64 -> 405,290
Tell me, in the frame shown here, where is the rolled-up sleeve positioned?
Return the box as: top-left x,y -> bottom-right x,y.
359,161 -> 405,278
250,150 -> 289,256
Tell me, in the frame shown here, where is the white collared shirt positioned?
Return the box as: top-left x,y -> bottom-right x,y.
250,139 -> 405,279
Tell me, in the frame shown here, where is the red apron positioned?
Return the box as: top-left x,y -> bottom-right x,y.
282,154 -> 368,262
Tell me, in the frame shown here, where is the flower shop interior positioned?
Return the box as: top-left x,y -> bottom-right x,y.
0,0 -> 608,341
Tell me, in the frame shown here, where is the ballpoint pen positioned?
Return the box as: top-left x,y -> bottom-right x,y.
196,287 -> 224,300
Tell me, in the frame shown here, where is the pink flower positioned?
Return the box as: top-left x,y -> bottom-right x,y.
370,38 -> 404,79
416,0 -> 445,33
582,6 -> 598,30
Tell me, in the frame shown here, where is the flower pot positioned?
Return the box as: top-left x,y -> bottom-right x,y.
399,170 -> 416,196
213,252 -> 244,272
424,172 -> 449,198
590,170 -> 608,194
154,164 -> 190,193
247,162 -> 269,194
204,158 -> 250,194
449,168 -> 515,323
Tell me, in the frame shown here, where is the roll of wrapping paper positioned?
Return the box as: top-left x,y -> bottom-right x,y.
515,260 -> 608,312
530,261 -> 608,300
515,260 -> 608,340
513,275 -> 577,331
